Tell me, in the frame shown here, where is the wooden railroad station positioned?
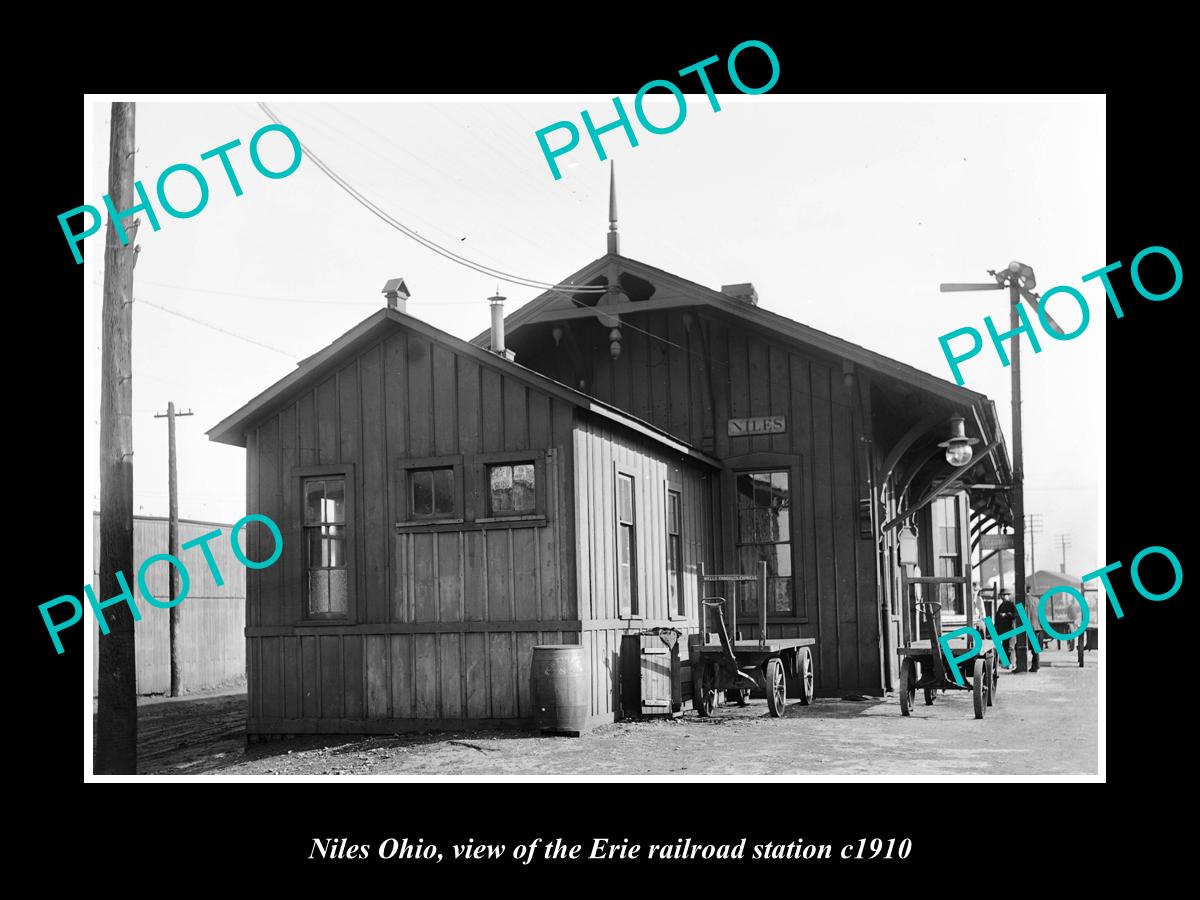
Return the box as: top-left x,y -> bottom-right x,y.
210,172 -> 1014,737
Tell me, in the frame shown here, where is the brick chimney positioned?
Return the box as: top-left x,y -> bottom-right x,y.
382,277 -> 410,313
721,283 -> 758,306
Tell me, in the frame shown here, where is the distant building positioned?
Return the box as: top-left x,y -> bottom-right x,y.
1027,568 -> 1095,626
92,513 -> 246,696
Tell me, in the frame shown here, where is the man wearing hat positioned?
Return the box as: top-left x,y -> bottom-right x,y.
1024,588 -> 1041,672
995,589 -> 1017,669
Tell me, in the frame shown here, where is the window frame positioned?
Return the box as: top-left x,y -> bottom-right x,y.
396,454 -> 465,527
665,481 -> 687,621
931,492 -> 968,625
473,449 -> 548,522
732,466 -> 797,619
615,466 -> 640,620
293,463 -> 356,625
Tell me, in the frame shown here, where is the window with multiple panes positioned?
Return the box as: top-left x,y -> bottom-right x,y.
410,467 -> 455,519
616,472 -> 638,616
488,462 -> 536,516
303,477 -> 349,619
932,494 -> 964,616
735,470 -> 794,615
666,487 -> 684,617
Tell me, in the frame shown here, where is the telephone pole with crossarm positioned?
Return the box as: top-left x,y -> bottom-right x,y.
154,401 -> 194,697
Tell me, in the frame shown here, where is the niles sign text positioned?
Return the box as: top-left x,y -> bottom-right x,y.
728,416 -> 786,437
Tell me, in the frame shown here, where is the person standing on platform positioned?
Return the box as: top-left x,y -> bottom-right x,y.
1024,588 -> 1041,673
995,590 -> 1017,670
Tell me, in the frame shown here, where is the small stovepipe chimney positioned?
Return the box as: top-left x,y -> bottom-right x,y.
489,291 -> 515,360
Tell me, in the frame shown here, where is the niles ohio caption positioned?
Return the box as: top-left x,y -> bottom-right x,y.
310,836 -> 912,863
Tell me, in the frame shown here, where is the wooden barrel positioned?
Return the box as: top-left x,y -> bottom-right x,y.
530,644 -> 588,735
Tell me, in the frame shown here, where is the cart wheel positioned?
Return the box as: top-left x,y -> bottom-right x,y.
726,689 -> 750,707
765,658 -> 787,718
697,664 -> 717,718
973,658 -> 986,719
899,658 -> 915,716
796,647 -> 814,706
923,686 -> 936,705
991,656 -> 999,702
1078,638 -> 1085,668
985,657 -> 994,707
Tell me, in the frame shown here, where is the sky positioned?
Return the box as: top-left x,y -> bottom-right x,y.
84,95 -> 1104,578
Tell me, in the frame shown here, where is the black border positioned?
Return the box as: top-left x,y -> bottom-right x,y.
27,26 -> 1188,882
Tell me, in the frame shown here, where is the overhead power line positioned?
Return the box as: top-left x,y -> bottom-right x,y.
136,297 -> 302,359
257,102 -> 606,294
131,278 -> 487,307
93,277 -> 486,307
136,279 -> 376,306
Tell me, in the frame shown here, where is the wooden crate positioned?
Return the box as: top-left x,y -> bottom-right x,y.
621,634 -> 681,719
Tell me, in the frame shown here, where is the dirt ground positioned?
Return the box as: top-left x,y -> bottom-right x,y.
128,645 -> 1098,776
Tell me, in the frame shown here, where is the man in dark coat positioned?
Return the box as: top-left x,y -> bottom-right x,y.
1024,589 -> 1041,672
995,590 -> 1017,669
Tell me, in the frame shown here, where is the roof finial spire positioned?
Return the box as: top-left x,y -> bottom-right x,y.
607,160 -> 619,255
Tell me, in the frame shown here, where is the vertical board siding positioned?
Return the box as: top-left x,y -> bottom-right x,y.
406,335 -> 432,457
384,335 -> 408,621
242,302 -> 883,731
811,362 -> 841,689
261,636 -> 281,717
414,633 -> 438,717
278,404 -> 298,630
503,380 -> 528,450
301,635 -> 320,717
831,383 -> 860,689
360,346 -> 388,624
343,634 -> 364,718
257,417 -> 280,628
316,378 -> 338,465
245,329 -> 583,731
521,309 -> 882,696
572,415 -> 713,720
481,370 -> 503,452
320,635 -> 342,718
440,633 -> 464,718
464,632 -> 488,718
488,633 -> 515,718
390,634 -> 412,718
365,634 -> 389,718
432,346 -> 457,456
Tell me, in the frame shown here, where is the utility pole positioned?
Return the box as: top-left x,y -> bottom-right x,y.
1056,533 -> 1072,573
154,402 -> 194,697
1007,275 -> 1029,672
1025,512 -> 1043,594
97,102 -> 139,774
941,261 -> 1054,674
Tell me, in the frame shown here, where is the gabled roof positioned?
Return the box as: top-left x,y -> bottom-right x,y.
1028,570 -> 1085,590
473,251 -> 1013,498
206,307 -> 720,469
472,251 -> 995,408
